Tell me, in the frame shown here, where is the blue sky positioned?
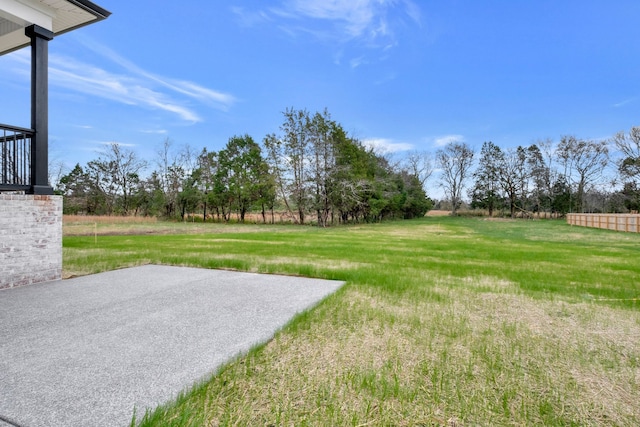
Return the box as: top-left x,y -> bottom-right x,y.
1,0 -> 640,173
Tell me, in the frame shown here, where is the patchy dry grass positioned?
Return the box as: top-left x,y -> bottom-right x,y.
63,215 -> 291,237
65,215 -> 161,224
62,216 -> 640,425
140,283 -> 639,426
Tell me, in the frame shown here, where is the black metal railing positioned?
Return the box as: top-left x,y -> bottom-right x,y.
0,123 -> 33,192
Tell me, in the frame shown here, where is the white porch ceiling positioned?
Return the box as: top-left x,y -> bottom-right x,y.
0,0 -> 110,55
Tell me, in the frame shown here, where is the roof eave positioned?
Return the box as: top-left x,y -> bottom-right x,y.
0,0 -> 111,55
67,0 -> 112,21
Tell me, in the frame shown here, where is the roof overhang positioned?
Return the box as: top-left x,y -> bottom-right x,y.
0,0 -> 110,55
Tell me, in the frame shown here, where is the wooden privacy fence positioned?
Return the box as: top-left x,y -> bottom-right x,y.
567,213 -> 640,233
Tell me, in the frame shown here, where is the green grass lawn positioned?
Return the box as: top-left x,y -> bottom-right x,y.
64,217 -> 640,426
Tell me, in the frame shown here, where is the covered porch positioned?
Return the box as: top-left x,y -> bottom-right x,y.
0,0 -> 110,194
0,0 -> 110,289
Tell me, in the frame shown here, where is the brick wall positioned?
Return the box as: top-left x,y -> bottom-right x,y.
0,194 -> 63,289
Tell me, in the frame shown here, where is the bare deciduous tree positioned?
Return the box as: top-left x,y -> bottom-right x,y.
497,146 -> 528,218
612,126 -> 640,183
308,109 -> 337,227
404,151 -> 434,193
263,133 -> 299,224
282,108 -> 311,224
437,142 -> 474,215
557,136 -> 609,212
87,142 -> 147,215
154,138 -> 187,217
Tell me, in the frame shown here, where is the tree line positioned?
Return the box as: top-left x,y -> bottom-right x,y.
56,107 -> 640,222
436,126 -> 640,216
57,108 -> 432,224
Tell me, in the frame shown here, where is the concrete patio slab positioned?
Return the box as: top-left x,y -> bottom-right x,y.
0,265 -> 344,427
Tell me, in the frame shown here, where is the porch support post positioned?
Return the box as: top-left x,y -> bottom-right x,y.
26,24 -> 54,195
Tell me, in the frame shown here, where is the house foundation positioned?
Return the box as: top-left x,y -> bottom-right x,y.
0,194 -> 62,289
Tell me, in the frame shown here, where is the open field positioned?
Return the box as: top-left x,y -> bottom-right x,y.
62,217 -> 640,426
63,215 -> 295,242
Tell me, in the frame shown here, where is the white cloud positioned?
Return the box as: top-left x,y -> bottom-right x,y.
230,7 -> 272,27
350,56 -> 367,69
267,0 -> 421,61
4,40 -> 236,123
362,138 -> 414,154
402,0 -> 422,25
79,39 -> 236,112
374,73 -> 397,85
612,98 -> 635,108
433,134 -> 465,147
140,129 -> 168,135
4,49 -> 29,65
171,80 -> 236,109
94,140 -> 137,148
281,0 -> 420,38
284,0 -> 378,38
47,56 -> 203,123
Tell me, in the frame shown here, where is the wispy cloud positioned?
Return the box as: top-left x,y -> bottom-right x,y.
5,40 -> 236,124
4,49 -> 29,63
47,56 -> 202,123
279,0 -> 420,40
77,140 -> 138,150
242,0 -> 421,66
433,134 -> 465,147
80,39 -> 236,113
280,0 -> 420,42
231,7 -> 272,27
374,73 -> 397,85
362,138 -> 413,154
97,141 -> 138,148
613,98 -> 635,108
281,0 -> 382,39
140,129 -> 168,135
350,56 -> 367,69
